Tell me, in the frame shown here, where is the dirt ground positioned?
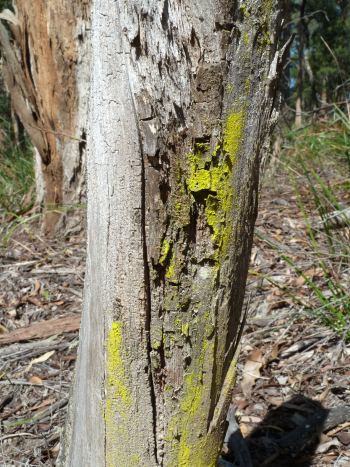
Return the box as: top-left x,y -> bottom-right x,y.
1,164 -> 350,466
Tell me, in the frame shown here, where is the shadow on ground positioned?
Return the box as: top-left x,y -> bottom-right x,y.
219,396 -> 350,466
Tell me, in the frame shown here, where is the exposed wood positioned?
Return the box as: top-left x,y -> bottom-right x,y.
0,2 -> 90,234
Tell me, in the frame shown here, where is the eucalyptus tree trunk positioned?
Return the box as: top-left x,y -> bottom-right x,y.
0,1 -> 90,235
58,0 -> 286,465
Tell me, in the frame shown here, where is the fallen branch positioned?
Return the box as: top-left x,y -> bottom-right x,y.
0,314 -> 81,345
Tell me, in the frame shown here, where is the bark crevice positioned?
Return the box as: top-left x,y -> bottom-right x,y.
141,137 -> 160,466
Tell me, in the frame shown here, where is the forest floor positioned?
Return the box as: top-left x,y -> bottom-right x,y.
1,160 -> 350,466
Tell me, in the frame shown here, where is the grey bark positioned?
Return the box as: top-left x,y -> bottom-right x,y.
58,0 -> 285,465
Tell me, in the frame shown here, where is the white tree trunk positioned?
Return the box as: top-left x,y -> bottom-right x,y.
58,0 -> 286,465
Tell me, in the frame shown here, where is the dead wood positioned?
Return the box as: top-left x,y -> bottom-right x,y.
0,339 -> 72,360
0,314 -> 81,345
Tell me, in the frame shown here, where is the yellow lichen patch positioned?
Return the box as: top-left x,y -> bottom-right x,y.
160,238 -> 170,265
185,110 -> 244,278
105,321 -> 133,466
187,168 -> 211,192
224,110 -> 243,158
257,0 -> 274,48
166,250 -> 182,284
106,322 -> 132,411
262,0 -> 273,16
181,322 -> 190,336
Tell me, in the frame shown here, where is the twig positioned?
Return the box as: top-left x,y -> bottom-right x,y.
28,123 -> 86,142
320,37 -> 350,120
2,397 -> 68,428
8,237 -> 35,255
34,420 -> 52,466
268,154 -> 304,178
0,432 -> 40,441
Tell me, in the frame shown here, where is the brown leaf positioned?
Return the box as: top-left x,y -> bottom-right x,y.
34,406 -> 49,416
29,279 -> 41,296
29,398 -> 55,411
29,376 -> 42,384
241,350 -> 263,396
7,309 -> 17,318
315,438 -> 340,454
271,233 -> 283,242
336,432 -> 350,446
314,387 -> 331,403
51,442 -> 60,454
49,300 -> 65,306
240,424 -> 248,435
235,400 -> 250,411
21,295 -> 48,310
271,340 -> 287,359
269,301 -> 290,311
38,423 -> 51,431
267,397 -> 284,407
317,425 -> 331,444
305,268 -> 324,278
292,276 -> 306,287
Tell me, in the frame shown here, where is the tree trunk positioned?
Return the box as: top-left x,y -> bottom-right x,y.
295,0 -> 306,128
281,0 -> 291,104
321,78 -> 328,115
0,1 -> 90,235
301,12 -> 317,115
58,1 -> 285,465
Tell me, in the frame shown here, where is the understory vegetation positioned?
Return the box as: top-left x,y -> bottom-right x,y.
256,107 -> 350,339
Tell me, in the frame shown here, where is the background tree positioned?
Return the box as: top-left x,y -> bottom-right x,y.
281,0 -> 350,127
57,0 -> 287,465
0,1 -> 90,234
295,0 -> 306,128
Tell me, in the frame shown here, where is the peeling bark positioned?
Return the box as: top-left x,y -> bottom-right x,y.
0,1 -> 90,235
58,0 -> 285,465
